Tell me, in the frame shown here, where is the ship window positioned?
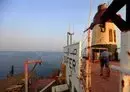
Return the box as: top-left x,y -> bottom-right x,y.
109,29 -> 113,42
114,30 -> 116,42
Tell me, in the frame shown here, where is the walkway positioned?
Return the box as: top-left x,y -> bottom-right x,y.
91,61 -> 120,92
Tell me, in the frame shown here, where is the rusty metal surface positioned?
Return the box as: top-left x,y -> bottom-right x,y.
91,62 -> 120,92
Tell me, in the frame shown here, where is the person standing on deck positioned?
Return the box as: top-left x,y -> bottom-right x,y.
100,49 -> 110,77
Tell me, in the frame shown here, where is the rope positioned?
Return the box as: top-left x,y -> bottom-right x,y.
88,0 -> 92,27
81,33 -> 88,48
81,0 -> 93,48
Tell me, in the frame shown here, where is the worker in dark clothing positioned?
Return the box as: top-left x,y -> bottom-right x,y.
10,65 -> 14,76
100,49 -> 110,77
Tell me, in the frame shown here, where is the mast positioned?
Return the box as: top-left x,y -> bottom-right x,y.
85,29 -> 91,92
85,0 -> 92,91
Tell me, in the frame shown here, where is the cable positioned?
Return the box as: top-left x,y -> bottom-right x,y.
81,0 -> 93,49
81,33 -> 88,48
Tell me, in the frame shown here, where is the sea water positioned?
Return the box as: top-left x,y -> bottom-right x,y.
0,51 -> 63,79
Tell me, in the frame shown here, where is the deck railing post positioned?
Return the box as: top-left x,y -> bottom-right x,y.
24,61 -> 28,92
120,31 -> 130,92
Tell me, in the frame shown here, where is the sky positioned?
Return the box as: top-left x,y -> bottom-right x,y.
0,0 -> 125,51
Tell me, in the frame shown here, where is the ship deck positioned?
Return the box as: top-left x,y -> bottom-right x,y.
0,61 -> 120,92
91,61 -> 120,92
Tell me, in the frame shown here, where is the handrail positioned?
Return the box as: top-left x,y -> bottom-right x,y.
39,80 -> 55,92
110,65 -> 130,75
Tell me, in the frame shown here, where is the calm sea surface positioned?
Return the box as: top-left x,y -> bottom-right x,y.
0,51 -> 63,79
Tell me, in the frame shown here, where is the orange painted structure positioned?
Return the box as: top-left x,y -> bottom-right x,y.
24,60 -> 42,92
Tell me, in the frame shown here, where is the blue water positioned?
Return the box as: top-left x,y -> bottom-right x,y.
0,51 -> 63,79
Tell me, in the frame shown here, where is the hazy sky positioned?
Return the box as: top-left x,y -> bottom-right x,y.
0,0 -> 125,51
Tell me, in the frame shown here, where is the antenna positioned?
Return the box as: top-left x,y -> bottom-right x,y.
67,25 -> 70,46
67,25 -> 74,46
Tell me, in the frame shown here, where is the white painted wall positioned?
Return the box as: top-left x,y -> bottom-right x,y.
52,84 -> 68,92
64,42 -> 82,92
120,31 -> 130,92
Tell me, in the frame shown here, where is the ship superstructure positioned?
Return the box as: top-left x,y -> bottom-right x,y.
53,1 -> 130,92
50,3 -> 118,92
90,3 -> 117,61
21,1 -> 130,92
1,1 -> 130,92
